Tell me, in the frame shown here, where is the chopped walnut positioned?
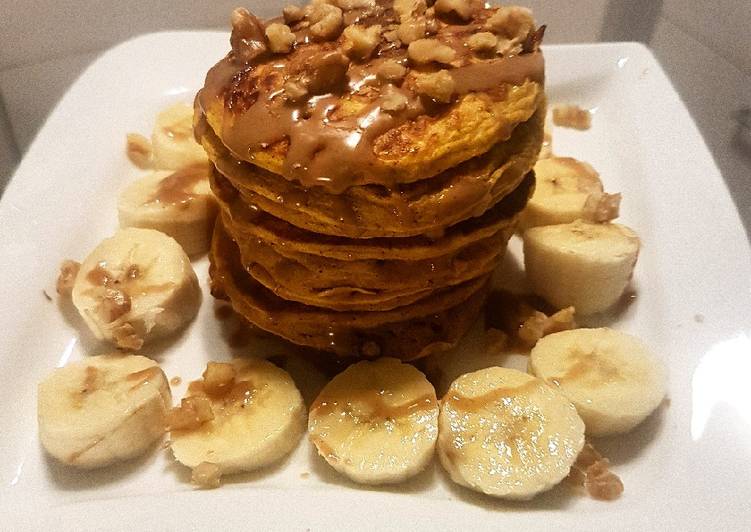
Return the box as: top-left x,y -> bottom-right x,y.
567,442 -> 624,500
283,5 -> 305,23
304,51 -> 350,94
265,23 -> 296,53
518,306 -> 577,347
337,0 -> 375,9
376,60 -> 408,83
191,462 -> 222,489
284,80 -> 309,101
56,260 -> 80,296
414,69 -> 455,103
393,0 -> 428,19
397,17 -> 427,44
434,0 -> 472,21
125,133 -> 153,169
380,85 -> 409,113
383,29 -> 400,43
202,362 -> 237,396
360,340 -> 381,358
467,31 -> 497,53
342,24 -> 382,60
484,328 -> 509,354
112,323 -> 144,351
167,396 -> 215,431
583,192 -> 621,223
552,104 -> 592,130
496,38 -> 523,57
306,2 -> 343,41
486,6 -> 534,40
407,38 -> 456,64
100,288 -> 132,323
230,8 -> 268,61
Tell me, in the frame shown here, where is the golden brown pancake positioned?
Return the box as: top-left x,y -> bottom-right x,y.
210,221 -> 488,359
199,1 -> 546,358
198,107 -> 543,238
197,2 -> 545,193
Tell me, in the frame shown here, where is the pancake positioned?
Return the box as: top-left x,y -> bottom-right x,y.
235,225 -> 511,311
197,1 -> 545,194
211,168 -> 534,261
200,1 -> 546,358
210,221 -> 488,359
198,107 -> 543,238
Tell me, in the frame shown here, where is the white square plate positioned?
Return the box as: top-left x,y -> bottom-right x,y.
1,32 -> 750,530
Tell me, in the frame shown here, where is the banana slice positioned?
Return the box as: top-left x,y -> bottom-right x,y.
37,354 -> 171,468
169,359 -> 306,478
529,328 -> 666,436
523,220 -> 640,315
438,367 -> 585,500
520,157 -> 620,230
118,164 -> 218,256
308,357 -> 438,485
151,103 -> 208,170
71,228 -> 201,350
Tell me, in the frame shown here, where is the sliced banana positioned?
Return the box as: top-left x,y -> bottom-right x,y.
438,367 -> 585,500
71,228 -> 201,350
308,357 -> 438,485
169,359 -> 306,477
118,163 -> 218,256
151,102 -> 208,170
523,220 -> 640,315
37,354 -> 171,468
529,328 -> 666,437
520,157 -> 620,230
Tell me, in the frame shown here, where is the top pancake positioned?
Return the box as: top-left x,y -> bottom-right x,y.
197,0 -> 545,193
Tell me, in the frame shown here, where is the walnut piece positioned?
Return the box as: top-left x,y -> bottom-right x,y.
283,5 -> 305,23
125,133 -> 153,169
337,0 -> 375,9
393,0 -> 428,19
552,104 -> 592,130
434,0 -> 472,21
376,60 -> 408,83
408,38 -> 456,64
397,17 -> 427,44
112,323 -> 144,351
467,31 -> 498,53
166,396 -> 215,431
100,288 -> 132,323
306,2 -> 343,41
414,69 -> 455,102
191,462 -> 222,489
517,306 -> 576,347
496,37 -> 523,57
202,362 -> 237,396
583,192 -> 622,223
284,80 -> 309,101
484,328 -> 509,354
265,23 -> 296,53
56,260 -> 81,296
342,24 -> 382,60
486,6 -> 534,40
304,51 -> 351,94
380,86 -> 409,113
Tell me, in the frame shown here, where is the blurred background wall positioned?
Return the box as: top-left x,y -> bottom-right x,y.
0,0 -> 749,232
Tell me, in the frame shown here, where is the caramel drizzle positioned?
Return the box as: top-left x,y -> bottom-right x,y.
444,379 -> 540,413
198,4 -> 545,194
148,163 -> 207,205
311,389 -> 436,422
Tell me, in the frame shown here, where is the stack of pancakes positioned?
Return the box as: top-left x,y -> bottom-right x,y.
197,1 -> 545,360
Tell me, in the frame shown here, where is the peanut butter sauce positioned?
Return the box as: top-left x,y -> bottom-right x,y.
149,163 -> 207,205
197,1 -> 544,194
